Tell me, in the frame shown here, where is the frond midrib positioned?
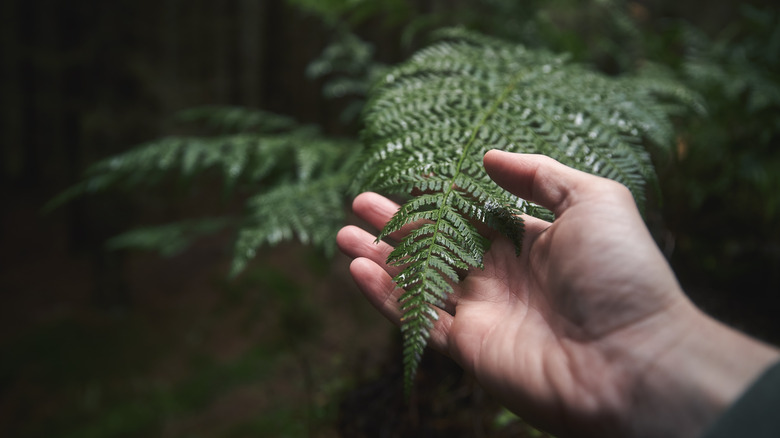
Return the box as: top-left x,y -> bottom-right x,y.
392,68 -> 528,394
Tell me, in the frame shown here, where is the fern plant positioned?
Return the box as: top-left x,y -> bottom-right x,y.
306,30 -> 388,123
356,28 -> 701,393
48,106 -> 361,276
54,28 -> 700,396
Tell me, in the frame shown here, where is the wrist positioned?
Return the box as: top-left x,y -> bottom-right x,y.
622,303 -> 779,438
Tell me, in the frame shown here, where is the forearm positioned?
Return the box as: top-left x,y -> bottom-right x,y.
624,305 -> 779,438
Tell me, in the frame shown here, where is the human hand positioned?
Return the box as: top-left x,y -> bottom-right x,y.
337,150 -> 778,438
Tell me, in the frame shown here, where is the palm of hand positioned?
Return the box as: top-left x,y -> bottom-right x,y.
337,153 -> 689,436
447,185 -> 685,433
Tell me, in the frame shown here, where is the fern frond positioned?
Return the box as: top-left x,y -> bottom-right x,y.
47,133 -> 290,208
49,122 -> 346,204
231,162 -> 357,276
357,29 -> 696,392
307,31 -> 388,123
306,31 -> 377,81
175,106 -> 298,133
106,218 -> 233,257
50,108 -> 360,276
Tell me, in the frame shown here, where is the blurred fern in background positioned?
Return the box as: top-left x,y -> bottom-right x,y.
48,106 -> 360,276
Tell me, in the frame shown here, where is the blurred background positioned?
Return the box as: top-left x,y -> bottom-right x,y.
1,0 -> 778,436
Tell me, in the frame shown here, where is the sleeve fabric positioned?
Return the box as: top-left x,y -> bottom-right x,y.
699,360 -> 780,438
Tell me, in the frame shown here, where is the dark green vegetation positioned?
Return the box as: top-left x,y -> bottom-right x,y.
3,0 -> 779,436
46,25 -> 700,396
357,28 -> 699,391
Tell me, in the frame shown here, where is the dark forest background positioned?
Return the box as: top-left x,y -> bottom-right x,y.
1,0 -> 779,437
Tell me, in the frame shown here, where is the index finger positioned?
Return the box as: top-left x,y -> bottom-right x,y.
352,192 -> 419,241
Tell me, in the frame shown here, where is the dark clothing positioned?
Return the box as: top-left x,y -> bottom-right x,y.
700,361 -> 780,438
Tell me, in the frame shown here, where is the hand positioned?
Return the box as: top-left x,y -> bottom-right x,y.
337,150 -> 779,438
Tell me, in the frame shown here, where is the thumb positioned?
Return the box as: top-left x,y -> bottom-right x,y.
483,150 -> 601,216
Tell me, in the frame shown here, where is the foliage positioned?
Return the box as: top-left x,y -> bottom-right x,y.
677,6 -> 780,222
356,27 -> 699,392
17,1 -> 780,436
48,106 -> 360,276
286,0 -> 414,26
306,30 -> 388,123
658,5 -> 780,292
54,10 -> 703,395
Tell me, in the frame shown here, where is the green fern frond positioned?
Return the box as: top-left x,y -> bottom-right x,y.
231,159 -> 358,276
50,108 -> 360,276
306,31 -> 377,80
48,116 -> 348,205
46,132 -> 298,208
357,28 -> 697,393
106,218 -> 233,257
175,106 -> 298,133
307,31 -> 388,122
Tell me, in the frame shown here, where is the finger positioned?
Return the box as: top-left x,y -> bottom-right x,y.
336,226 -> 465,306
520,213 -> 552,241
347,194 -> 463,312
336,225 -> 402,277
349,257 -> 404,324
352,192 -> 421,241
483,150 -> 608,217
349,257 -> 453,354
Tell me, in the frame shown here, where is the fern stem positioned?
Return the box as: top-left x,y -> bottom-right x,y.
427,70 -> 523,256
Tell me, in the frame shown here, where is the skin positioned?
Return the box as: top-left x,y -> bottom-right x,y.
336,150 -> 779,438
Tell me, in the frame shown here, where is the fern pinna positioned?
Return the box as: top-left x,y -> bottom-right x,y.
357,29 -> 699,393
